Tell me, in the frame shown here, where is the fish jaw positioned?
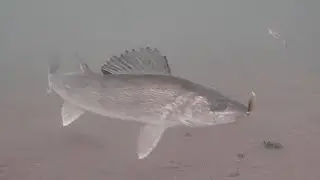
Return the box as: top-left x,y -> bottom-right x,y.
211,111 -> 242,125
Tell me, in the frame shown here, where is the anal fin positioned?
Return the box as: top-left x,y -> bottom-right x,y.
137,124 -> 167,159
61,101 -> 84,126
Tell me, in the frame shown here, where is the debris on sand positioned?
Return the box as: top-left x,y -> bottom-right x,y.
228,169 -> 240,177
237,153 -> 245,159
263,140 -> 283,149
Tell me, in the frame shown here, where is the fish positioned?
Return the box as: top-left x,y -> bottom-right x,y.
268,28 -> 287,49
47,47 -> 256,159
268,28 -> 281,39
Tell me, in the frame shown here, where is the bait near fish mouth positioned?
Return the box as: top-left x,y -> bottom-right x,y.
47,46 -> 256,159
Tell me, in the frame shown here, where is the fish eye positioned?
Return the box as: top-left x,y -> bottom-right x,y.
210,102 -> 227,112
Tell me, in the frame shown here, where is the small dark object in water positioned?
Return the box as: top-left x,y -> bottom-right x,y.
184,132 -> 192,137
263,140 -> 283,149
237,153 -> 245,159
169,160 -> 175,164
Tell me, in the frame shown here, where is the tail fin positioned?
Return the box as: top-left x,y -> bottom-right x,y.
46,53 -> 61,96
48,53 -> 61,75
247,91 -> 256,115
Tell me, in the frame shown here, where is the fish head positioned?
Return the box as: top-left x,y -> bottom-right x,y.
210,92 -> 256,125
185,91 -> 256,127
211,100 -> 248,125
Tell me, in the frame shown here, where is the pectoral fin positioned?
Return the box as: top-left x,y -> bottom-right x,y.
61,101 -> 84,126
137,124 -> 167,159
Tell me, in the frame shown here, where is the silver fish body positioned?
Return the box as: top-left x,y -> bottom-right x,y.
47,47 -> 256,159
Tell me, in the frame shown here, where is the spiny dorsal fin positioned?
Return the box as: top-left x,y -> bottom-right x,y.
101,47 -> 172,75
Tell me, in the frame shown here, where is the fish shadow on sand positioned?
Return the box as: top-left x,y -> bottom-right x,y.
58,128 -> 108,150
159,160 -> 192,172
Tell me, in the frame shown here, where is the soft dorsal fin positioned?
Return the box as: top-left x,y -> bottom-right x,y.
75,52 -> 94,76
101,47 -> 172,75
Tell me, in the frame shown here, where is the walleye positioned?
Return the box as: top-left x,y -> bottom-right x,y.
47,47 -> 256,159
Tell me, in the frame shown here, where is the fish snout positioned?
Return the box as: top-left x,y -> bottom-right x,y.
229,91 -> 256,116
230,91 -> 256,118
